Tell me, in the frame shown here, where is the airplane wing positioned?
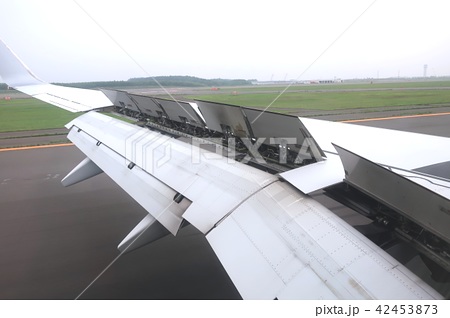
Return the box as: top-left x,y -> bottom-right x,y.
0,39 -> 112,112
1,39 -> 448,299
63,111 -> 442,299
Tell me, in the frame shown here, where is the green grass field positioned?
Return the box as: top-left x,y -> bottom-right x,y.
189,89 -> 450,110
187,81 -> 450,111
1,81 -> 450,133
197,80 -> 450,94
0,99 -> 80,132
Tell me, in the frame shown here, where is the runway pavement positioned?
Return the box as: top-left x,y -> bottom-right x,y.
0,113 -> 449,299
0,146 -> 239,299
0,128 -> 69,149
347,112 -> 450,137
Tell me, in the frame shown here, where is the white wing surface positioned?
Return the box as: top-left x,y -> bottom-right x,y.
300,117 -> 450,169
0,39 -> 112,112
64,111 -> 442,299
281,117 -> 450,194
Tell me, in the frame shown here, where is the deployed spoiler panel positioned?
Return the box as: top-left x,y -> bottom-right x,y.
129,94 -> 165,119
102,89 -> 165,119
243,108 -> 325,158
153,97 -> 206,127
195,100 -> 325,165
195,100 -> 253,138
101,89 -> 141,115
335,144 -> 450,245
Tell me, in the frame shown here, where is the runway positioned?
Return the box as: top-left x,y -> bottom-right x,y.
0,146 -> 239,299
346,112 -> 450,137
0,113 -> 449,299
0,128 -> 69,149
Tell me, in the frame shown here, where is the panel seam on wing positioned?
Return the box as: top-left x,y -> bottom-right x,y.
206,178 -> 279,235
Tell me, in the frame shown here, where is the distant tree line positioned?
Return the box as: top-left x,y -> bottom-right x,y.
127,76 -> 252,87
53,76 -> 253,89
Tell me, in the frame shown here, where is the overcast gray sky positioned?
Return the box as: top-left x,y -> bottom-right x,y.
1,0 -> 449,83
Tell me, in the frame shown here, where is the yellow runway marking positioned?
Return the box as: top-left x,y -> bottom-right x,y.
342,111 -> 450,123
0,143 -> 73,152
1,111 -> 449,152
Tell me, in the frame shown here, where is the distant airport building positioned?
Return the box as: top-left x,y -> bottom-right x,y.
252,78 -> 343,85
